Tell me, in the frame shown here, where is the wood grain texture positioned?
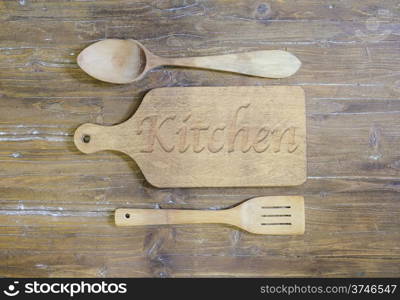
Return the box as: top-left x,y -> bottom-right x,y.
0,0 -> 399,277
74,86 -> 306,187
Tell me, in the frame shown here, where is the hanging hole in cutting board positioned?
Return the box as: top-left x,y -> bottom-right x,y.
125,213 -> 130,219
82,135 -> 91,143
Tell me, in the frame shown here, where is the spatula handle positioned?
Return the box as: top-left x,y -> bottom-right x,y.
115,208 -> 231,226
159,50 -> 301,78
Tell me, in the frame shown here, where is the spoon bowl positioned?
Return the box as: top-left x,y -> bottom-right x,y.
77,39 -> 149,84
78,39 -> 302,84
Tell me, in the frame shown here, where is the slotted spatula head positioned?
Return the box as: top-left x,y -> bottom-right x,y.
235,196 -> 305,235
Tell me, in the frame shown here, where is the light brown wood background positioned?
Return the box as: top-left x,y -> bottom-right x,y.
0,0 -> 399,277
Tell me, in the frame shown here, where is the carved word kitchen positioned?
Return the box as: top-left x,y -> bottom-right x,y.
137,104 -> 299,154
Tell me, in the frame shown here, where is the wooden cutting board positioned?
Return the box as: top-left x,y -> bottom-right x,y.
74,86 -> 306,187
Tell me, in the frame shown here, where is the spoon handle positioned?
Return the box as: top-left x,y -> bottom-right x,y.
115,208 -> 234,226
158,50 -> 301,78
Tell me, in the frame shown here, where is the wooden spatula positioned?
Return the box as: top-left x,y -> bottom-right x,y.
74,86 -> 306,187
115,196 -> 305,235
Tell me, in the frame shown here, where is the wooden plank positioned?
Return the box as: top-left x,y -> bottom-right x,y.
0,193 -> 399,277
1,44 -> 400,100
2,0 -> 400,22
1,92 -> 400,182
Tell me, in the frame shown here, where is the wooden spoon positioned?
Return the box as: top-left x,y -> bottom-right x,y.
115,196 -> 305,235
77,39 -> 302,84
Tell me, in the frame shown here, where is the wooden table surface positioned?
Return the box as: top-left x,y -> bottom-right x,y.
1,0 -> 399,277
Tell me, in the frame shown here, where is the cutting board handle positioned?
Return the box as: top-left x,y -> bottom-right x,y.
74,123 -> 123,154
